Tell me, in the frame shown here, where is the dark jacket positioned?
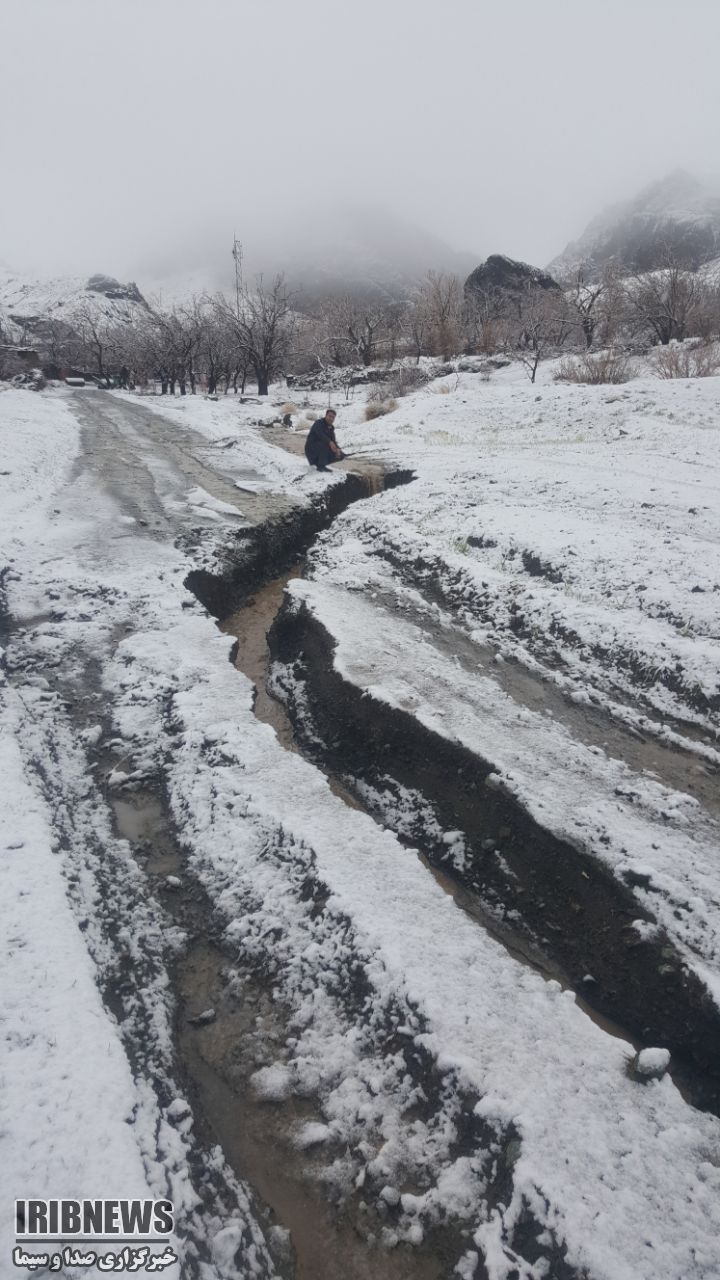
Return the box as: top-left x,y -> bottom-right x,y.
305,417 -> 338,467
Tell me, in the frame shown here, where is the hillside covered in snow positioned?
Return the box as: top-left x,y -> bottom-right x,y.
549,170 -> 720,277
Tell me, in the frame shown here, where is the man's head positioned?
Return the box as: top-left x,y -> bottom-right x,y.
324,408 -> 337,424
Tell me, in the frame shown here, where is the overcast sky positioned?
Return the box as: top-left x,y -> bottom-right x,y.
2,0 -> 719,282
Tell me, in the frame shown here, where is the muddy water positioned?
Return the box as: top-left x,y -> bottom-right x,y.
222,570 -> 299,751
221,571 -> 364,812
110,781 -> 444,1280
177,944 -> 443,1280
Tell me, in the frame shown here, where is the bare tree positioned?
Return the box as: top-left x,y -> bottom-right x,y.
406,286 -> 432,361
626,251 -> 700,345
562,265 -> 606,350
216,274 -> 294,395
70,303 -> 125,384
418,271 -> 463,360
319,295 -> 397,368
503,284 -> 571,383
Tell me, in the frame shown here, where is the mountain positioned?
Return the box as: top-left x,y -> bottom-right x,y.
0,269 -> 148,345
548,171 -> 720,278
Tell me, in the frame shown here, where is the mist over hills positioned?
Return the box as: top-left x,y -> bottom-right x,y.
136,205 -> 479,302
4,171 -> 720,338
548,170 -> 720,277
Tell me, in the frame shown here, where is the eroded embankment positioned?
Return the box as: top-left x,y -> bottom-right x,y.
176,465 -> 589,1278
269,601 -> 720,1118
185,468 -> 414,619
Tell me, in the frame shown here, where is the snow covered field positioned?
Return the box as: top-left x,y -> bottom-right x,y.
1,370 -> 720,1280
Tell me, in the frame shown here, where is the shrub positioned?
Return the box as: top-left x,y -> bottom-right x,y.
651,341 -> 720,379
554,349 -> 633,384
385,366 -> 428,397
364,398 -> 398,421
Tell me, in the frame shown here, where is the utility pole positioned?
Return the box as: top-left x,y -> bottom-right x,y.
232,235 -> 243,321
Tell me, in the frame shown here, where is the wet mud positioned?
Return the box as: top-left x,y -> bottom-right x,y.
375,545 -> 720,757
108,731 -> 493,1280
186,464 -> 414,620
371,586 -> 720,824
15,393 -> 712,1278
269,602 -> 720,1117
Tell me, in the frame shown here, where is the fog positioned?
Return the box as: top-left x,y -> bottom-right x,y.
2,0 -> 720,285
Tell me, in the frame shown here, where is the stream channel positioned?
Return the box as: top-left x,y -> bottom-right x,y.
107,446 -> 709,1279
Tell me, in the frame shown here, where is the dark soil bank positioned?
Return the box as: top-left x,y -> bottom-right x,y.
185,469 -> 414,619
269,600 -> 720,1118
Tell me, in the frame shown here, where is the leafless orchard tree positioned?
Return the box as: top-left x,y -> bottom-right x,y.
462,290 -> 510,355
561,265 -> 606,350
70,302 -> 128,384
625,250 -> 701,346
216,273 -> 295,395
417,271 -> 463,360
406,285 -> 432,361
320,295 -> 397,368
503,284 -> 572,383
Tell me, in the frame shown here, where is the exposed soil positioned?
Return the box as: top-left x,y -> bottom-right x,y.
374,543 -> 720,756
370,586 -> 720,823
269,601 -> 720,1117
11,391 -> 715,1278
110,782 -> 448,1280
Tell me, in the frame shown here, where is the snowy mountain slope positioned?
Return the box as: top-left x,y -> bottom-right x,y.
549,170 -> 720,277
0,266 -> 147,342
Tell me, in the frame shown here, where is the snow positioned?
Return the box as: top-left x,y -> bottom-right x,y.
0,387 -> 277,1277
0,266 -> 145,343
0,702 -> 172,1255
3,372 -> 720,1279
108,564 -> 720,1280
287,573 -> 720,993
635,1047 -> 672,1078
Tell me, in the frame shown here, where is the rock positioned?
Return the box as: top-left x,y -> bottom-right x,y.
294,1121 -> 331,1149
85,274 -> 146,304
166,1097 -> 191,1121
187,1007 -> 216,1027
632,1047 -> 671,1080
464,254 -> 561,305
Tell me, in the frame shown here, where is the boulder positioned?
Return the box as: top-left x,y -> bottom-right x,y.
631,1047 -> 671,1081
464,254 -> 561,304
86,274 -> 145,304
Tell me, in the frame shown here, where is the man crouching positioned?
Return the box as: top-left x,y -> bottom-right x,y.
304,408 -> 345,471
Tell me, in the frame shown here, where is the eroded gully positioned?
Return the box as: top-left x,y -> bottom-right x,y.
147,431 -> 717,1276
57,396 -> 718,1275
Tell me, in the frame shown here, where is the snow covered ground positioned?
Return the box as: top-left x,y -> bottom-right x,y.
2,371 -> 720,1280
